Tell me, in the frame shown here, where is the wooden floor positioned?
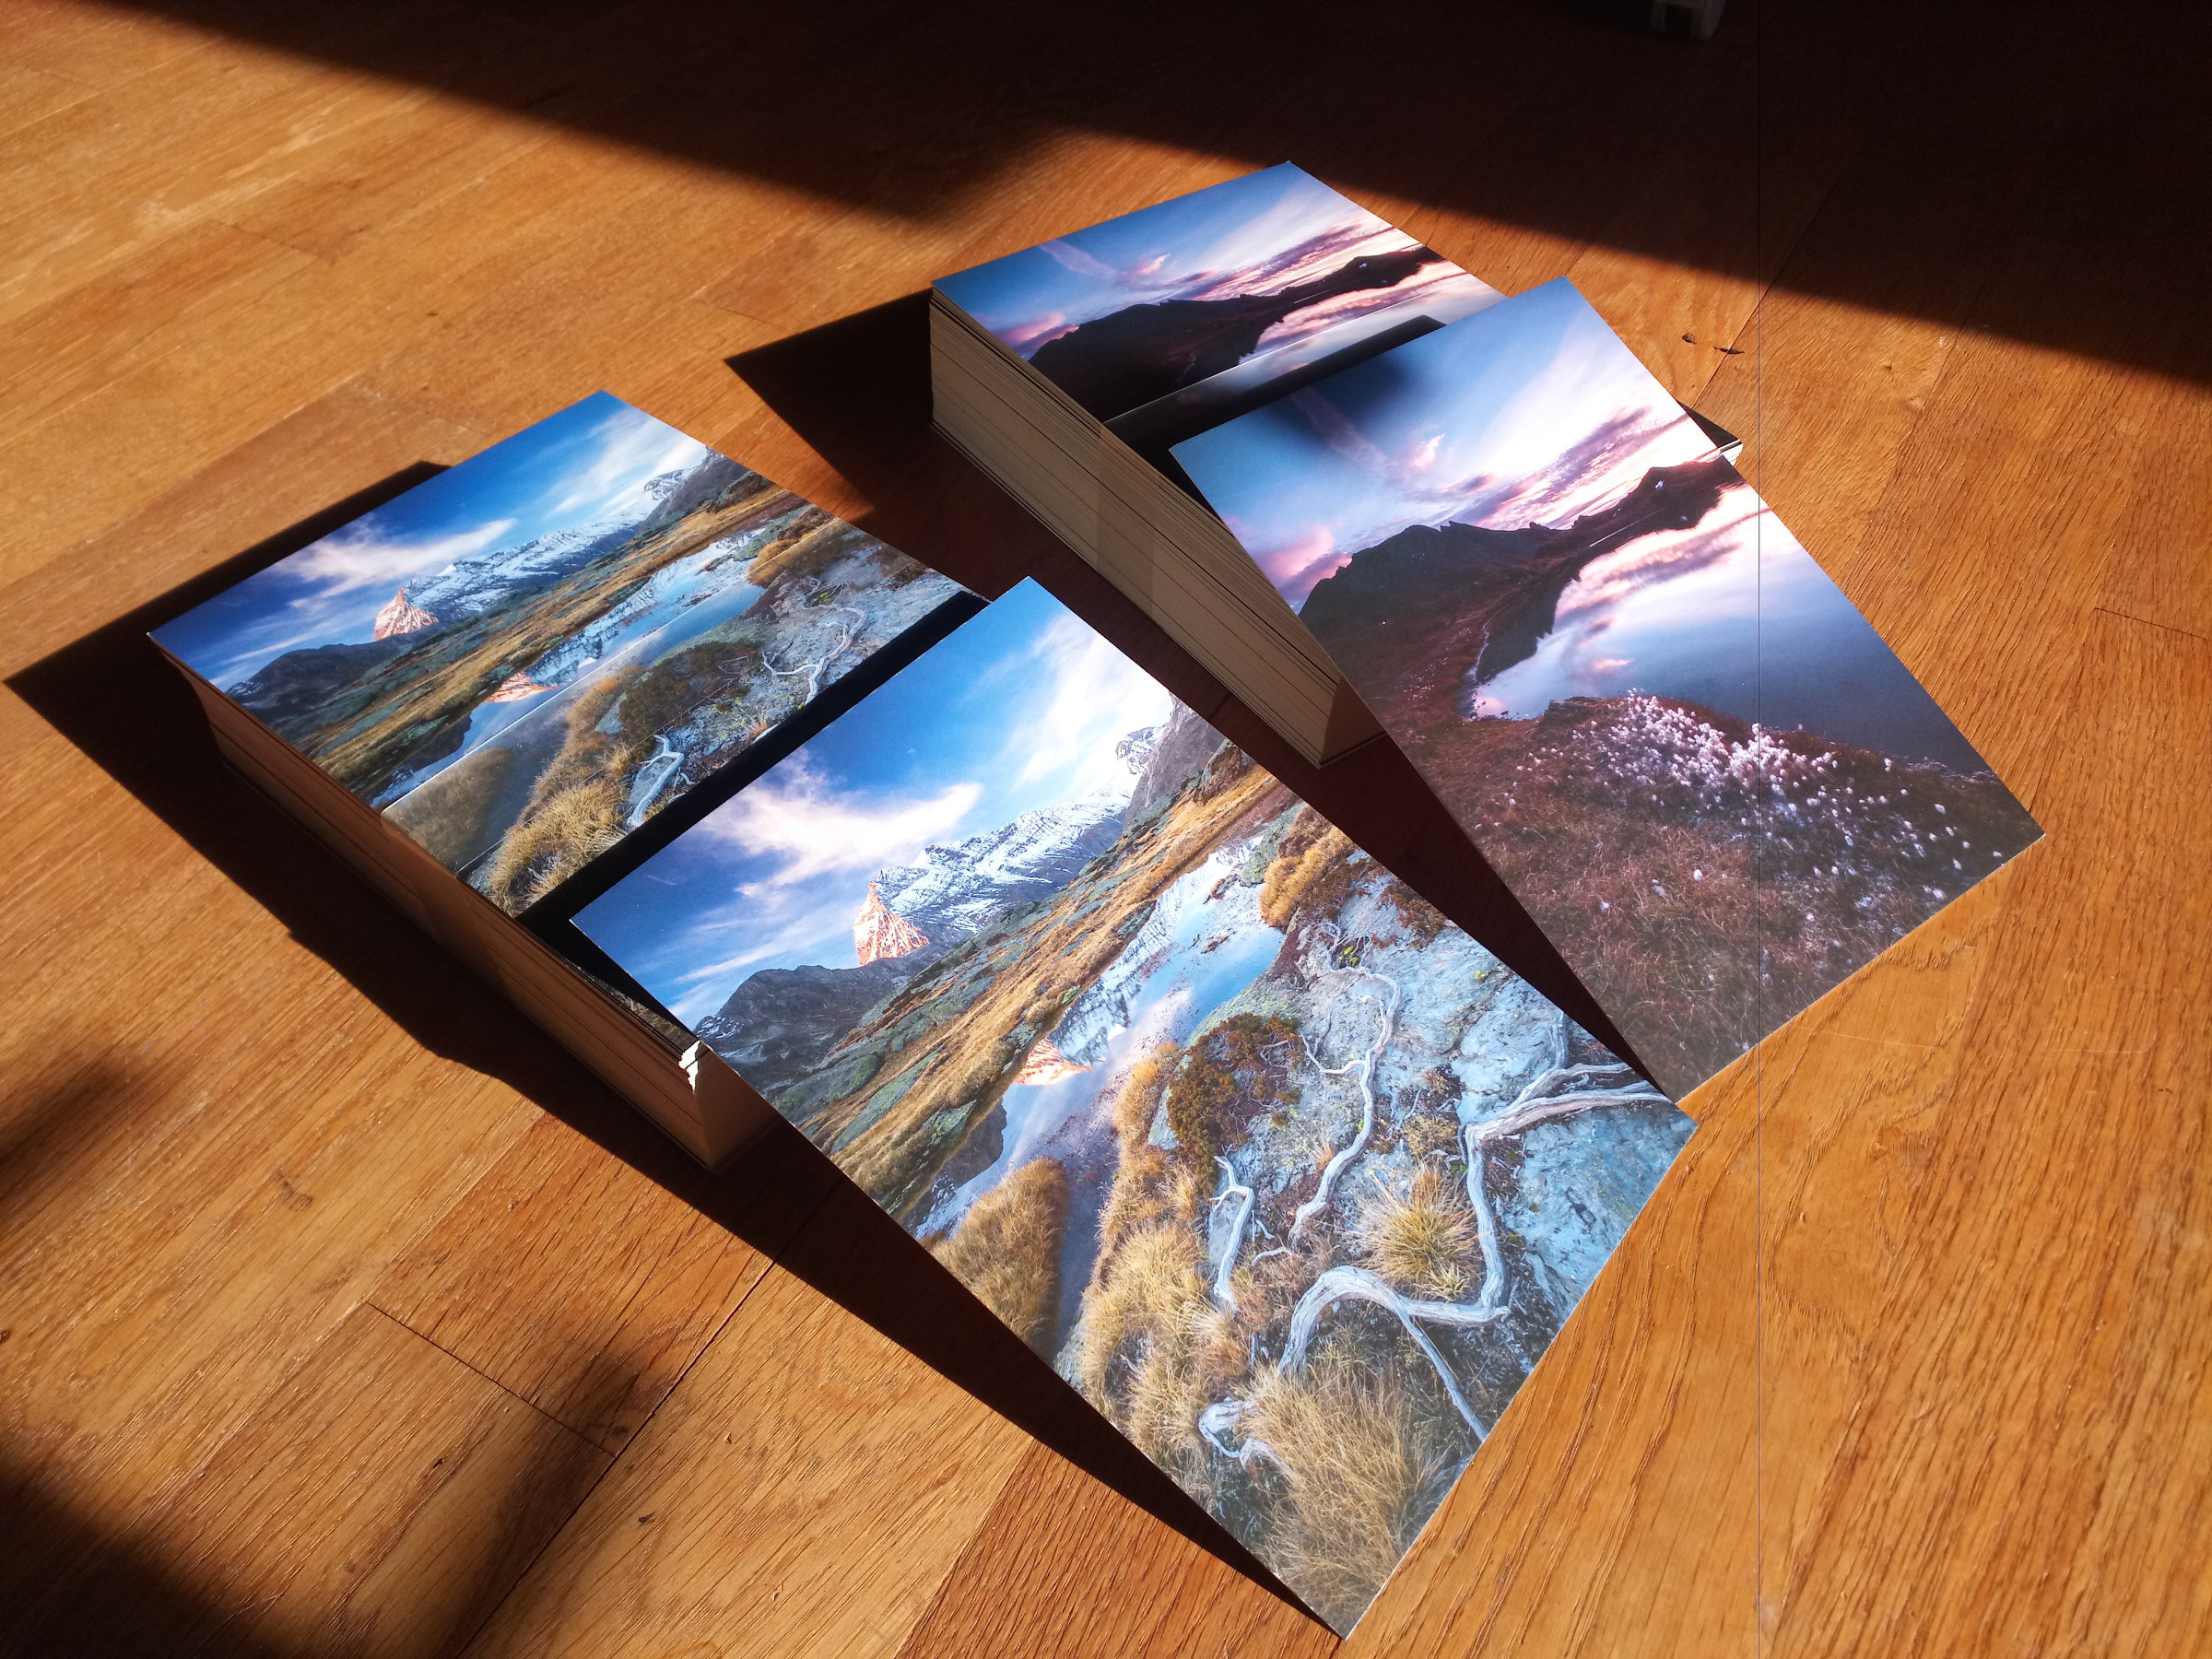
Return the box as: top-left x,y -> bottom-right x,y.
3,1 -> 2207,1653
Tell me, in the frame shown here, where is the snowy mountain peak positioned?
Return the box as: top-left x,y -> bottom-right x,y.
875,793 -> 1126,942
403,512 -> 643,622
1115,724 -> 1160,774
854,882 -> 930,965
372,586 -> 439,640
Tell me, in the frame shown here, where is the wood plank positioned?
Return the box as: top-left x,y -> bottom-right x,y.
0,217 -> 317,452
460,1199 -> 1033,1659
1,0 -> 218,91
9,1303 -> 610,1657
0,61 -> 98,141
0,24 -> 431,325
895,1440 -> 1335,1659
1755,611 -> 2212,1654
370,1111 -> 825,1453
0,134 -> 666,586
0,713 -> 541,1567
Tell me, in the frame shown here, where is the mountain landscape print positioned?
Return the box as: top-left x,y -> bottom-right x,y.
155,393 -> 969,912
935,164 -> 1503,449
1172,278 -> 2043,1098
574,582 -> 1692,1631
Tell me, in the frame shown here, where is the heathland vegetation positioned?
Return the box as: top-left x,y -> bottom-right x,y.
746,710 -> 1690,1631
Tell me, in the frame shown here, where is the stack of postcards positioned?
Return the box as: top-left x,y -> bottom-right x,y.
155,164 -> 2041,1640
928,164 -> 2037,1100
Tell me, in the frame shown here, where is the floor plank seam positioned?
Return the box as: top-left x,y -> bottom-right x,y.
2091,605 -> 2207,643
433,1177 -> 841,1657
359,1299 -> 609,1446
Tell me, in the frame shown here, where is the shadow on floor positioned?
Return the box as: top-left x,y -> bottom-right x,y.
88,0 -> 2212,389
0,477 -> 1322,1620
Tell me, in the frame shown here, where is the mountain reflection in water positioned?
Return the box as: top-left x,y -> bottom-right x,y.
1465,502 -> 1990,774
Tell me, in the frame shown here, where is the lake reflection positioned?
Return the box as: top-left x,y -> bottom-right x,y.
1466,502 -> 1989,773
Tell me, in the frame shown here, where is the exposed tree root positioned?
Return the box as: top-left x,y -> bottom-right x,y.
1198,1398 -> 1287,1474
1210,1156 -> 1255,1311
1279,1266 -> 1502,1439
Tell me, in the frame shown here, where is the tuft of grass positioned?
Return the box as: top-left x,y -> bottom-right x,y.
1076,1222 -> 1235,1480
1243,1360 -> 1455,1630
1355,1164 -> 1477,1300
485,777 -> 625,907
480,676 -> 630,908
928,1157 -> 1069,1353
1259,811 -> 1355,929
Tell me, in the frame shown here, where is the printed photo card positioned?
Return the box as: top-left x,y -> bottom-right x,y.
575,582 -> 1692,1631
1172,278 -> 2042,1096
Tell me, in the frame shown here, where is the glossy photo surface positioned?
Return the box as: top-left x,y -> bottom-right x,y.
576,582 -> 1692,1631
1174,279 -> 2041,1095
157,393 -> 967,911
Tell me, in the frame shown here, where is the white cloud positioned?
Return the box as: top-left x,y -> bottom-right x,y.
549,405 -> 711,519
701,758 -> 982,888
1009,613 -> 1175,795
284,517 -> 518,597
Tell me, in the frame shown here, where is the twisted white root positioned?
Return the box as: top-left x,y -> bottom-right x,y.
1198,1398 -> 1286,1474
1210,1156 -> 1254,1312
1279,1266 -> 1504,1439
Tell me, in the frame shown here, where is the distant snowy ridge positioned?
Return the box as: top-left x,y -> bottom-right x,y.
401,452 -> 750,622
875,788 -> 1128,943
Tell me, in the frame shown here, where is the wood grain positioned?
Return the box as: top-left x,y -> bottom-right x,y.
459,1237 -> 1033,1659
371,1112 -> 780,1453
11,1304 -> 611,1657
2,1 -> 2206,1653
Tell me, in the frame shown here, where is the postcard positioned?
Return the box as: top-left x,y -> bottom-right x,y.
1171,278 -> 2043,1097
155,393 -> 970,912
573,580 -> 1692,1631
935,164 -> 1505,456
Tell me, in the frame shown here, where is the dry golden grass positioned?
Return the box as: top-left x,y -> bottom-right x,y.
745,511 -> 841,588
1355,1165 -> 1478,1300
1243,1359 -> 1454,1630
486,777 -> 624,907
928,1158 -> 1070,1351
1076,1221 -> 1236,1479
480,676 -> 630,908
1259,815 -> 1355,929
383,741 -> 516,868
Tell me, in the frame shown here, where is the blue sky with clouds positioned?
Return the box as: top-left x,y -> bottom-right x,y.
936,163 -> 1435,356
1172,277 -> 1712,606
154,392 -> 712,689
574,582 -> 1176,1025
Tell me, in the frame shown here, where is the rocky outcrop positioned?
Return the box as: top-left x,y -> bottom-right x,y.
854,881 -> 930,965
695,956 -> 924,1097
1299,455 -> 1745,719
1127,702 -> 1230,820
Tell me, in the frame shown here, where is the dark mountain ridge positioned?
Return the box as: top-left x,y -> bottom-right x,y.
228,635 -> 410,718
1029,244 -> 1442,419
697,953 -> 935,1098
1299,455 -> 1742,726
